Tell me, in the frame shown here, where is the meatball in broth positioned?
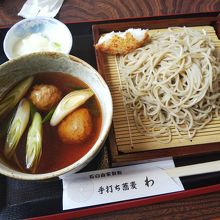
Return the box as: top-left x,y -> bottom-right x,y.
58,108 -> 92,144
30,84 -> 62,111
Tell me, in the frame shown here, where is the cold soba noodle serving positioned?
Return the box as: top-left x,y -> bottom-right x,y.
0,73 -> 102,173
118,27 -> 220,142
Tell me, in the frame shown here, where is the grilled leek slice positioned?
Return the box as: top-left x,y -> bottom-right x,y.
4,98 -> 30,159
50,88 -> 94,126
0,77 -> 33,119
26,112 -> 42,173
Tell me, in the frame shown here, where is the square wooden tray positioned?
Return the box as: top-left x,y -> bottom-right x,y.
2,15 -> 220,220
92,13 -> 220,166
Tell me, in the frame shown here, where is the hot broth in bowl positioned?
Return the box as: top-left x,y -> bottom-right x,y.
0,52 -> 112,180
0,72 -> 102,174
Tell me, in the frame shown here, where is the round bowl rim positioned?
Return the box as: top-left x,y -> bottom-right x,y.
0,52 -> 113,180
3,17 -> 73,60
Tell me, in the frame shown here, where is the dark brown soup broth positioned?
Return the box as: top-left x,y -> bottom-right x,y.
0,72 -> 102,174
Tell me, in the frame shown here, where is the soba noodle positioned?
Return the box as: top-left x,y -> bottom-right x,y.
118,27 -> 220,142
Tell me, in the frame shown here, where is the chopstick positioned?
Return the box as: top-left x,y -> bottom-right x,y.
165,160 -> 220,178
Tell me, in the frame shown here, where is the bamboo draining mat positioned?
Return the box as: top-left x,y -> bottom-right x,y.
103,26 -> 220,154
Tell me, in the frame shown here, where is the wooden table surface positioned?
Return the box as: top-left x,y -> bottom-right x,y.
1,0 -> 220,219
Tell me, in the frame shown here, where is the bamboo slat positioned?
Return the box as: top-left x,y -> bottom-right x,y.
103,26 -> 220,153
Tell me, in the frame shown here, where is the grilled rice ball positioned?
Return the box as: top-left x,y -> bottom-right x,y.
29,84 -> 62,111
58,108 -> 92,144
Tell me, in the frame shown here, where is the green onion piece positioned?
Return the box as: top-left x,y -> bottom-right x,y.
26,112 -> 42,173
29,101 -> 37,120
0,76 -> 33,119
42,107 -> 56,124
64,82 -> 84,90
53,42 -> 61,48
50,88 -> 94,126
4,98 -> 30,159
